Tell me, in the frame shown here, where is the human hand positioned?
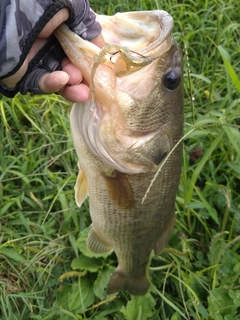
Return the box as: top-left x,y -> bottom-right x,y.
1,8 -> 104,102
0,1 -> 104,101
39,56 -> 90,103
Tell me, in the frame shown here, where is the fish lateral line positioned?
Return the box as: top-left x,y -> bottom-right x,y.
90,43 -> 154,100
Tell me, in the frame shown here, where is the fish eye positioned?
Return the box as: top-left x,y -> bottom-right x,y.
163,69 -> 181,90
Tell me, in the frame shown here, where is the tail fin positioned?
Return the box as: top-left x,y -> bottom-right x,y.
106,270 -> 149,296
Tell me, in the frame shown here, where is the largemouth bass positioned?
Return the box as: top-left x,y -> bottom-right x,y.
55,10 -> 183,296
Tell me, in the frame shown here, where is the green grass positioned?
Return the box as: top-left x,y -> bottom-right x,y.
0,0 -> 240,319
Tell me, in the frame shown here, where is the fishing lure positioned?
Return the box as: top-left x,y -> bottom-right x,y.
90,43 -> 154,99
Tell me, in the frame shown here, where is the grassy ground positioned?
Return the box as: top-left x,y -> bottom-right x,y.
0,0 -> 239,319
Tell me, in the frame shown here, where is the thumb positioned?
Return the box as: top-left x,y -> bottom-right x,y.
39,71 -> 70,94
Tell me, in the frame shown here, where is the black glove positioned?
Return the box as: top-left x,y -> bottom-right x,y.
0,0 -> 102,97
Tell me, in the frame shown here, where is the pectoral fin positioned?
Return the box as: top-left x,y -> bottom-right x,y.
103,171 -> 135,210
74,165 -> 88,207
87,227 -> 112,254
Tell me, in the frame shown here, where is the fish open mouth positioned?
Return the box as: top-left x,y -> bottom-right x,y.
55,10 -> 174,88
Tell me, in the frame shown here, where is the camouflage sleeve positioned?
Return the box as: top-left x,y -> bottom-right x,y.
0,0 -> 102,97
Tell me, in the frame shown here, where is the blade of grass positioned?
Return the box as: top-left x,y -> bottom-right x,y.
153,287 -> 188,320
217,45 -> 240,93
186,131 -> 224,204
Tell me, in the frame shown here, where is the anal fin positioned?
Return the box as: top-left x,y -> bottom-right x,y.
74,164 -> 88,207
87,227 -> 112,254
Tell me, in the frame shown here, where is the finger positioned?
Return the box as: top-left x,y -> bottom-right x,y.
38,9 -> 69,38
62,58 -> 83,85
39,71 -> 70,94
59,83 -> 90,103
27,38 -> 48,62
90,33 -> 105,48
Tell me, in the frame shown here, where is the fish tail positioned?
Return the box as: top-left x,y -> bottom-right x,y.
106,270 -> 150,296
